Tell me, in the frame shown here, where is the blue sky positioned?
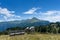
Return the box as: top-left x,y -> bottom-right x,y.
0,0 -> 60,22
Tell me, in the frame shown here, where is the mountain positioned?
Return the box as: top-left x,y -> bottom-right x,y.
0,17 -> 50,31
19,17 -> 50,26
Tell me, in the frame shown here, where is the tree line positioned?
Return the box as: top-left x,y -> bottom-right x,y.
35,22 -> 60,34
0,22 -> 60,35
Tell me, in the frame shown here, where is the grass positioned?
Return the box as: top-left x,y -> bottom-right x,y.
0,33 -> 60,40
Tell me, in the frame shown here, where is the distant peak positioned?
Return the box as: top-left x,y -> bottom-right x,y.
32,17 -> 38,20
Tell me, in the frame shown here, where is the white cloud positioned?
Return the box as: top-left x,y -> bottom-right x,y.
0,7 -> 21,22
43,10 -> 60,16
0,7 -> 15,17
24,7 -> 40,14
3,16 -> 7,20
38,10 -> 60,22
1,7 -> 60,22
23,7 -> 60,22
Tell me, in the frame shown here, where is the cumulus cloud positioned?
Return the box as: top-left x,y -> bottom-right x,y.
43,11 -> 60,16
0,7 -> 21,21
23,7 -> 60,22
38,10 -> 60,22
1,7 -> 60,22
23,7 -> 40,14
0,7 -> 15,17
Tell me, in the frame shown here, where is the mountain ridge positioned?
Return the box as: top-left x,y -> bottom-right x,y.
0,17 -> 50,31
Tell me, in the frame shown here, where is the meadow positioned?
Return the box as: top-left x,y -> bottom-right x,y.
0,34 -> 60,40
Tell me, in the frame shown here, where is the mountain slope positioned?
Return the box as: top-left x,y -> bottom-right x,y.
0,17 -> 50,31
